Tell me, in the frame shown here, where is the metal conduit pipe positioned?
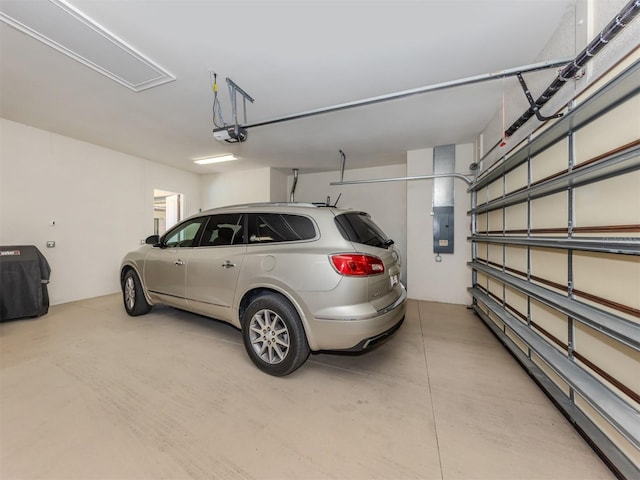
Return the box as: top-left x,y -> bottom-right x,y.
332,150 -> 473,186
339,150 -> 346,182
505,0 -> 640,137
330,172 -> 474,187
289,168 -> 299,202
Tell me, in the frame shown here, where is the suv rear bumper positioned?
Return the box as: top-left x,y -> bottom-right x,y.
307,284 -> 407,351
337,314 -> 405,352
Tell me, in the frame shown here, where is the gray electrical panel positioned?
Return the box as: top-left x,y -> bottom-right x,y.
433,206 -> 454,254
433,145 -> 455,254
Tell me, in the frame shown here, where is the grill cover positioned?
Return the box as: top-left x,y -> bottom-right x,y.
0,245 -> 51,321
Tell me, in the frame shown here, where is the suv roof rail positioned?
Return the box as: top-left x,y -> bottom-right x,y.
218,202 -> 327,209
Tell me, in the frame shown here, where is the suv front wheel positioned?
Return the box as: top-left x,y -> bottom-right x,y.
242,293 -> 310,376
122,269 -> 151,316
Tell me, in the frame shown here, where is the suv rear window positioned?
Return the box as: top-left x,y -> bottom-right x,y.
335,212 -> 389,248
248,213 -> 316,244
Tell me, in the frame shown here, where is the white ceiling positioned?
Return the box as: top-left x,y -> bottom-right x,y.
0,0 -> 575,175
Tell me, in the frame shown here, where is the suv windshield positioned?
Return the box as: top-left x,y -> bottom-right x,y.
334,212 -> 390,248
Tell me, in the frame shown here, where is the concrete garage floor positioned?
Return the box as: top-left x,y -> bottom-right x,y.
1,295 -> 613,480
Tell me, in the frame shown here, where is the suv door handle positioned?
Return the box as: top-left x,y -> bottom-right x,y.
221,260 -> 235,268
174,259 -> 185,266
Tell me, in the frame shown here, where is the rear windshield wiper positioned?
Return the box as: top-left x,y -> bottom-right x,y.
384,239 -> 395,247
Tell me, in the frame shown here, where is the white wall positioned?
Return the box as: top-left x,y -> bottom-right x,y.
0,119 -> 201,305
407,144 -> 474,305
270,169 -> 288,203
200,167 -> 272,209
287,164 -> 408,285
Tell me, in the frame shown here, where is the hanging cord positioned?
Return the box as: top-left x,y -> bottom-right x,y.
210,71 -> 226,128
500,79 -> 506,147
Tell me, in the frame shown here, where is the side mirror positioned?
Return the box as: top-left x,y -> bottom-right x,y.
145,235 -> 160,245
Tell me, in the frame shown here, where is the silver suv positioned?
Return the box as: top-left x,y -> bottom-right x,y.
120,203 -> 407,376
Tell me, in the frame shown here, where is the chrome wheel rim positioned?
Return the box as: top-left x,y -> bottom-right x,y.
248,309 -> 290,364
124,276 -> 136,310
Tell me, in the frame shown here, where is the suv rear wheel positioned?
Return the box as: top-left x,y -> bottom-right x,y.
242,293 -> 310,376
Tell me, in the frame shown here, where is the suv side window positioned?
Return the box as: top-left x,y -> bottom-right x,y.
334,212 -> 389,248
248,213 -> 316,244
199,214 -> 244,247
163,218 -> 207,248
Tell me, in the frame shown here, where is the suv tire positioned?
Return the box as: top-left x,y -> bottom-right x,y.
242,293 -> 310,376
122,269 -> 152,316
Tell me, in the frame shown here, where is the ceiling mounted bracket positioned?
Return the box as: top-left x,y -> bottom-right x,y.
226,77 -> 254,127
213,77 -> 255,143
516,73 -> 564,122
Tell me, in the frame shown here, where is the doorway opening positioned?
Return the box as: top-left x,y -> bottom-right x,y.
154,189 -> 184,236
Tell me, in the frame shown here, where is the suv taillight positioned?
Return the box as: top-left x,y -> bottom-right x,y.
330,254 -> 385,276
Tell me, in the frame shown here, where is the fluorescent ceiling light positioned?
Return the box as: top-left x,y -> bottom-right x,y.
194,154 -> 238,165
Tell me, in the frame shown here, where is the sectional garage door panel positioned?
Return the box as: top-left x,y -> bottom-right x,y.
469,56 -> 640,477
